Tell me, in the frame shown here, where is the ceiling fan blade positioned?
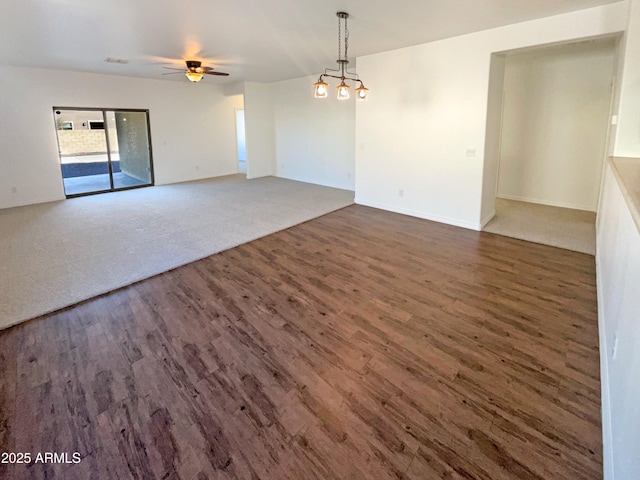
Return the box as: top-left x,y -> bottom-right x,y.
162,66 -> 186,71
204,71 -> 230,76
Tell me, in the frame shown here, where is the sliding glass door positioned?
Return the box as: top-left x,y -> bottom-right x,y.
54,108 -> 154,197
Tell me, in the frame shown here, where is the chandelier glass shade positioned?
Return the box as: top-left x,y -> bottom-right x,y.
314,12 -> 368,101
313,79 -> 329,98
336,81 -> 350,100
355,84 -> 369,100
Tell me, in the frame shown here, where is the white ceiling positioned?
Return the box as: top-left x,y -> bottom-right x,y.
0,0 -> 623,84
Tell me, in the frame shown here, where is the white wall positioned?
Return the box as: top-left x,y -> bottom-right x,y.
596,2 -> 640,480
596,163 -> 640,480
497,40 -> 616,211
244,82 -> 276,179
355,3 -> 627,230
0,65 -> 243,209
273,75 -> 355,190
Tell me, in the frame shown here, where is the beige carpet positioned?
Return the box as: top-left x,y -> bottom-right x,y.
483,198 -> 596,255
0,175 -> 354,330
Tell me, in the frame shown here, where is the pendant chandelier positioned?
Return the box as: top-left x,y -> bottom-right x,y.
313,12 -> 368,101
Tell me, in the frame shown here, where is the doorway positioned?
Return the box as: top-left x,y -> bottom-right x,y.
235,109 -> 246,174
481,36 -> 619,253
54,108 -> 154,197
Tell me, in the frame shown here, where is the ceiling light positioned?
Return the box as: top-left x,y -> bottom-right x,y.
163,60 -> 229,82
185,71 -> 204,82
314,12 -> 368,101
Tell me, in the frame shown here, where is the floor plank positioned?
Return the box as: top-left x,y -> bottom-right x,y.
0,205 -> 601,479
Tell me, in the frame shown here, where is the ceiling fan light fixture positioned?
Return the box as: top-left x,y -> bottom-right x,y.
185,71 -> 204,82
162,59 -> 229,82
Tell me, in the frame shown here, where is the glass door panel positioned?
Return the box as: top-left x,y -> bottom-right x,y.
107,111 -> 153,190
55,109 -> 112,196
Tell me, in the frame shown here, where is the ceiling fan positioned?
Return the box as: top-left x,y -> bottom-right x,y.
162,60 -> 229,82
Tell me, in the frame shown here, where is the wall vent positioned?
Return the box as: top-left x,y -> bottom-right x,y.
104,57 -> 129,64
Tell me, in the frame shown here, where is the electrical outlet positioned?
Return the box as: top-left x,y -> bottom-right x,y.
399,189 -> 404,198
466,148 -> 477,157
11,186 -> 17,194
612,333 -> 618,359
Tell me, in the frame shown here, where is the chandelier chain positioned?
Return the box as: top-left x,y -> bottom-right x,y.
344,15 -> 349,61
338,15 -> 342,61
336,15 -> 350,62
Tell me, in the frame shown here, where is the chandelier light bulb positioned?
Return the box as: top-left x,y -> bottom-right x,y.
356,84 -> 369,101
337,82 -> 350,100
313,78 -> 329,98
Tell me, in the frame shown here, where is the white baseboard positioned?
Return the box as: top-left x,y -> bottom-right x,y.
0,193 -> 64,210
354,197 -> 482,231
276,173 -> 355,192
480,210 -> 495,229
497,194 -> 595,212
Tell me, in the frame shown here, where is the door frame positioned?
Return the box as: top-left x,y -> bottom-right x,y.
53,106 -> 155,198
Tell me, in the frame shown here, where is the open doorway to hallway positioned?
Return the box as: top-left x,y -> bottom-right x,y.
481,36 -> 620,254
236,109 -> 246,174
54,108 -> 154,197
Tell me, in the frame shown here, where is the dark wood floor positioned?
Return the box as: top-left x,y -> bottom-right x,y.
0,205 -> 601,480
